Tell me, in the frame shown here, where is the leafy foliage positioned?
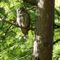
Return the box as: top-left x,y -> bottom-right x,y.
52,0 -> 60,60
0,0 -> 35,60
0,0 -> 60,60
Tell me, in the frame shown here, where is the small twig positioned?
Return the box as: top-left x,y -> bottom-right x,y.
55,9 -> 60,16
54,24 -> 60,29
53,39 -> 60,44
4,25 -> 12,35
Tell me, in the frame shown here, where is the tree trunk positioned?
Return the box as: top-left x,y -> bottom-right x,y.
33,0 -> 54,60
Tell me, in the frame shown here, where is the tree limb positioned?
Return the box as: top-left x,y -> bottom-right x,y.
54,24 -> 60,29
53,39 -> 60,44
0,19 -> 20,27
23,0 -> 38,5
0,19 -> 35,31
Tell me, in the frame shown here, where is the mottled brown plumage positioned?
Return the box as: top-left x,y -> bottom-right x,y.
16,7 -> 30,36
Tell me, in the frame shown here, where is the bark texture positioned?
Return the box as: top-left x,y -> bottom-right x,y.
33,0 -> 54,60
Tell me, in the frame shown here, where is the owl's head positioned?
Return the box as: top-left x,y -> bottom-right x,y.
17,7 -> 26,16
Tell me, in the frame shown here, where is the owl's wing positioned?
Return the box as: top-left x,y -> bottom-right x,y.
23,13 -> 30,28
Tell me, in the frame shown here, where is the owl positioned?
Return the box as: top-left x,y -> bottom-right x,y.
16,7 -> 30,39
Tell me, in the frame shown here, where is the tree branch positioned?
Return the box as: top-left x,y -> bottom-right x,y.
53,39 -> 60,44
54,24 -> 60,29
23,0 -> 38,5
0,19 -> 35,31
0,19 -> 20,27
55,8 -> 60,16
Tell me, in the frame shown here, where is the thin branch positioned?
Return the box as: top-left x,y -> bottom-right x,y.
4,25 -> 12,35
0,19 -> 35,31
55,8 -> 60,16
0,19 -> 21,27
54,24 -> 60,29
53,39 -> 60,44
4,20 -> 20,27
23,0 -> 37,5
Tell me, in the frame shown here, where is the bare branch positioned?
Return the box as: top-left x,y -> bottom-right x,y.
23,0 -> 38,5
0,19 -> 35,31
0,19 -> 20,27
